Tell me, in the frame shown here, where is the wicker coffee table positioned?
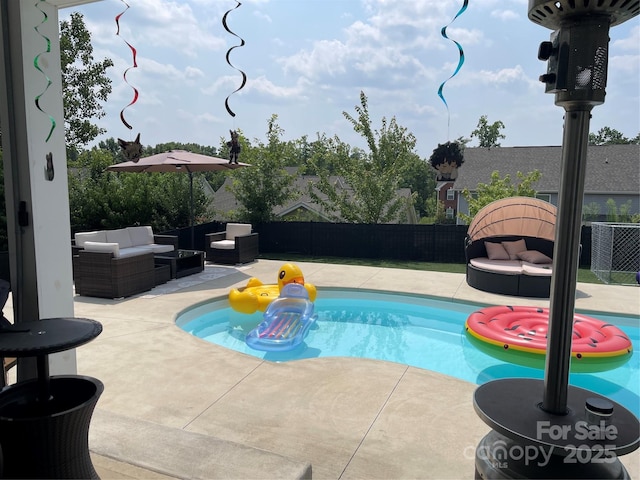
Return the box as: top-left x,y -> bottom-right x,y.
155,249 -> 204,279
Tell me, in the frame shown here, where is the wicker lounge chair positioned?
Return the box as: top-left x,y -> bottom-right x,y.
205,223 -> 259,265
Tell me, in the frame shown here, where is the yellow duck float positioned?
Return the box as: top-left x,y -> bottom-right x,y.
229,263 -> 317,314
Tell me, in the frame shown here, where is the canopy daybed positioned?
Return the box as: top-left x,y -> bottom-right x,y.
465,197 -> 557,298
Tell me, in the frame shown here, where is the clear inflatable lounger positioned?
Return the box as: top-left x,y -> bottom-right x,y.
245,283 -> 316,352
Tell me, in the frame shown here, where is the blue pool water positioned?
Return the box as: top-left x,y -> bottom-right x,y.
177,288 -> 640,416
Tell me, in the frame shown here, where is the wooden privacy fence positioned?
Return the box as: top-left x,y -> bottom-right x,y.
169,222 -> 592,267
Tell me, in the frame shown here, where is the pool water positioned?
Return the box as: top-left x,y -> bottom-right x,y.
177,288 -> 640,416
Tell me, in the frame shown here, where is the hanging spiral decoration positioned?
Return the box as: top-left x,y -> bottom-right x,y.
115,0 -> 138,130
223,1 -> 246,118
437,0 -> 469,138
33,0 -> 56,142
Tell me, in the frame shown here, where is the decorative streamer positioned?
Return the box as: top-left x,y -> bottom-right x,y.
115,0 -> 138,130
222,1 -> 246,118
437,0 -> 469,138
33,0 -> 56,142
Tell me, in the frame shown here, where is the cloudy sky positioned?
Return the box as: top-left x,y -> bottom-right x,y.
61,0 -> 639,157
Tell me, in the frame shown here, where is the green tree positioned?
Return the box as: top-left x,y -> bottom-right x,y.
588,127 -> 637,145
604,198 -> 634,222
308,91 -> 417,224
421,197 -> 448,224
295,134 -> 342,175
399,155 -> 436,219
60,12 -> 114,153
226,116 -> 298,224
470,115 -> 506,148
458,170 -> 541,224
68,147 -> 209,232
582,202 -> 601,222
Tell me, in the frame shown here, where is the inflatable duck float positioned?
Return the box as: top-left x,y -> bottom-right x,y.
229,263 -> 317,314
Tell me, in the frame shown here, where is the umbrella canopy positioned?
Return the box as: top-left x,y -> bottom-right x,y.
106,149 -> 250,173
467,196 -> 557,243
106,150 -> 250,248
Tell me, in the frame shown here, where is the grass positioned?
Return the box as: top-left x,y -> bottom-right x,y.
259,253 -> 604,284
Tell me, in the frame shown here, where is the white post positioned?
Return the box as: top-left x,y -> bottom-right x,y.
0,0 -> 102,378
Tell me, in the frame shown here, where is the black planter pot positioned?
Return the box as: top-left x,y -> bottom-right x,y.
0,375 -> 103,479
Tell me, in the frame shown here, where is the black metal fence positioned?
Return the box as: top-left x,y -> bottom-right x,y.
169,222 -> 593,267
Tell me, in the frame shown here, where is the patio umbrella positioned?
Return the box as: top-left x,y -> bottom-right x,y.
106,150 -> 249,249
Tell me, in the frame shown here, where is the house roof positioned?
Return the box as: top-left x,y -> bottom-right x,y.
211,173 -> 415,223
452,145 -> 640,194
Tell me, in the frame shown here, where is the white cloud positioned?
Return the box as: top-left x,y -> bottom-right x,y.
609,54 -> 640,74
612,25 -> 640,52
248,75 -> 312,100
491,10 -> 520,21
454,65 -> 538,88
253,11 -> 272,23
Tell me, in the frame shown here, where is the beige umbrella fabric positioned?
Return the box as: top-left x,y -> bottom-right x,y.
466,196 -> 557,243
106,150 -> 249,247
105,149 -> 249,173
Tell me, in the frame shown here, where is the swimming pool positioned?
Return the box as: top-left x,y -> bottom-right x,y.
177,288 -> 639,416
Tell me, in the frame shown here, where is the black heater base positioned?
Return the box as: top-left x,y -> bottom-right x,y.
475,429 -> 630,479
473,379 -> 639,480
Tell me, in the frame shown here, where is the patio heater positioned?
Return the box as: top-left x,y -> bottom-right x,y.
472,1 -> 639,478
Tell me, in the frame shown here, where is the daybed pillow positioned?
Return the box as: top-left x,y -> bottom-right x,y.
82,241 -> 120,258
502,239 -> 528,260
484,242 -> 510,260
517,250 -> 552,264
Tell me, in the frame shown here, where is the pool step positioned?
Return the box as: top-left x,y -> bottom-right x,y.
90,409 -> 312,479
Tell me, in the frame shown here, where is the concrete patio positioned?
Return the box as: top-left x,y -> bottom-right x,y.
6,259 -> 639,478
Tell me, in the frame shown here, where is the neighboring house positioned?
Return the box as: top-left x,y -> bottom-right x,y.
210,171 -> 418,224
435,181 -> 457,221
452,145 -> 640,224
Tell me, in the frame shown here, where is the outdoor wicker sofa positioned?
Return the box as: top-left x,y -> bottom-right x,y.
73,251 -> 157,298
72,226 -> 178,298
205,223 -> 259,265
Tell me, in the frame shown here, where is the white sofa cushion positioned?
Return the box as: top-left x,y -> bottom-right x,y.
211,240 -> 236,250
75,231 -> 107,248
225,223 -> 251,241
141,244 -> 174,254
117,246 -> 153,258
128,226 -> 154,246
83,241 -> 120,258
106,228 -> 134,248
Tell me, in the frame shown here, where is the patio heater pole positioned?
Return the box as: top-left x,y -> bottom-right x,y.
471,1 -> 639,478
543,106 -> 590,413
189,170 -> 194,250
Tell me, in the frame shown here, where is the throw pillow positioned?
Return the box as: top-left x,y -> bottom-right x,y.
502,239 -> 528,260
485,242 -> 510,260
517,250 -> 553,264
